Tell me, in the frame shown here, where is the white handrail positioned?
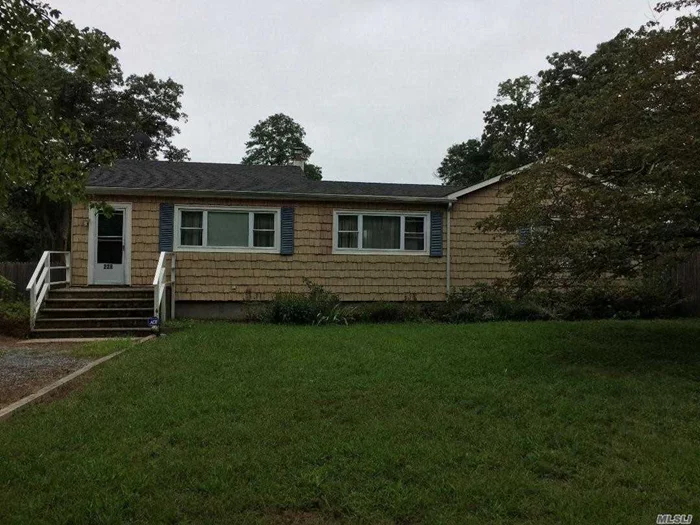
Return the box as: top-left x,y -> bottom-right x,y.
26,251 -> 71,330
152,252 -> 166,286
153,251 -> 176,323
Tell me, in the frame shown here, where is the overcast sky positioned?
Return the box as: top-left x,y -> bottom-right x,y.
55,0 -> 657,184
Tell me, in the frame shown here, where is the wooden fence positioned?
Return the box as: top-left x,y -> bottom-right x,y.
0,261 -> 37,300
673,252 -> 700,314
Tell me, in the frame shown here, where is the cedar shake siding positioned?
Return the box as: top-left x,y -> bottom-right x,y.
73,160 -> 514,303
73,197 -> 450,301
450,179 -> 511,288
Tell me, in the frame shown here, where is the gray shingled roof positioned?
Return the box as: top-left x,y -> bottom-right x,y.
87,160 -> 460,200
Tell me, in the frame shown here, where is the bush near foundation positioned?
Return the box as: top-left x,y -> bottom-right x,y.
356,301 -> 422,323
541,277 -> 687,321
422,283 -> 553,323
256,279 -> 354,325
254,277 -> 688,326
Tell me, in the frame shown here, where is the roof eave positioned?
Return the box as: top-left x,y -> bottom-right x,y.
446,175 -> 503,200
446,162 -> 535,200
85,186 -> 455,205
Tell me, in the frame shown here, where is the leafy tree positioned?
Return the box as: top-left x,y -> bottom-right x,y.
482,0 -> 700,293
77,72 -> 189,161
533,51 -> 587,153
436,76 -> 539,185
481,76 -> 538,176
0,192 -> 39,261
536,51 -> 586,109
435,51 -> 607,186
0,1 -> 189,259
0,0 -> 118,204
303,163 -> 323,181
436,139 -> 490,186
242,113 -> 322,180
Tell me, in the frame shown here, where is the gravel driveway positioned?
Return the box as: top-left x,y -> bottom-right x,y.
0,338 -> 91,407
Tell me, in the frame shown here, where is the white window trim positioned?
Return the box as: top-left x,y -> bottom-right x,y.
332,210 -> 430,255
174,205 -> 281,253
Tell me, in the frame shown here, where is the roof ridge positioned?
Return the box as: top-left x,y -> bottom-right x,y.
315,179 -> 453,188
90,160 -> 458,200
113,158 -> 301,169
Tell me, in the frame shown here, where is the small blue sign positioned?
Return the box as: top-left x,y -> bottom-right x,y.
148,317 -> 160,327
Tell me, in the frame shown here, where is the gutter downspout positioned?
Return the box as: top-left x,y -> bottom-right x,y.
446,202 -> 452,299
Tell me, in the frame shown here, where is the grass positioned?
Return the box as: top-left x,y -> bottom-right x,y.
1,320 -> 699,524
67,338 -> 138,359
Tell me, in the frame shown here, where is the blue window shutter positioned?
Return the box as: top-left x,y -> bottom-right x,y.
517,226 -> 531,246
430,211 -> 443,257
159,203 -> 174,252
280,207 -> 294,255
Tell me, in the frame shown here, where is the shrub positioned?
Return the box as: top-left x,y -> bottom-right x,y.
424,283 -> 552,323
355,301 -> 422,323
0,300 -> 30,338
0,275 -> 15,300
259,292 -> 318,324
545,276 -> 687,321
257,279 -> 345,325
314,303 -> 357,326
254,278 -> 688,326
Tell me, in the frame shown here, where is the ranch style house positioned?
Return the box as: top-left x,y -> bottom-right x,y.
26,159 -> 512,337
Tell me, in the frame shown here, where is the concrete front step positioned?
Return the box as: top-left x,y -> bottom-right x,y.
51,287 -> 152,299
44,298 -> 153,310
31,327 -> 154,339
34,317 -> 151,329
40,307 -> 153,319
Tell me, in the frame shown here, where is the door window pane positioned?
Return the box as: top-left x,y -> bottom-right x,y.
208,212 -> 249,247
97,210 -> 124,264
97,240 -> 123,264
363,216 -> 400,249
97,211 -> 123,237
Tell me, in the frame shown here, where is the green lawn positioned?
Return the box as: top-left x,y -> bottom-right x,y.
1,321 -> 699,524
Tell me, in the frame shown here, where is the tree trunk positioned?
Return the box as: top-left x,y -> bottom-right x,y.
59,204 -> 70,251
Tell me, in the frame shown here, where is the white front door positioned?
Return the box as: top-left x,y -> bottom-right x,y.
89,203 -> 132,285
